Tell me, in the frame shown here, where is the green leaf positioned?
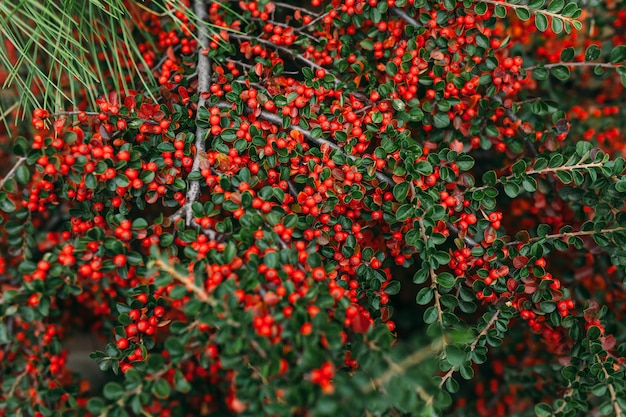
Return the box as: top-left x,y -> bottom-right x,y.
87,398 -> 106,414
416,287 -> 434,305
445,345 -> 465,366
152,379 -> 171,399
535,14 -> 548,32
433,113 -> 450,129
443,0 -> 456,10
456,155 -> 475,171
560,47 -> 575,62
393,182 -> 410,202
535,402 -> 552,417
396,204 -> 414,222
474,2 -> 488,15
551,17 -> 564,34
528,0 -> 546,8
551,65 -> 570,80
413,269 -> 429,284
385,281 -> 401,295
547,0 -> 564,13
437,272 -> 455,289
504,182 -> 520,198
423,306 -> 439,324
515,8 -> 531,20
103,382 -> 124,400
532,66 -> 549,80
610,45 -> 626,63
482,170 -> 497,186
585,44 -> 602,61
494,5 -> 507,17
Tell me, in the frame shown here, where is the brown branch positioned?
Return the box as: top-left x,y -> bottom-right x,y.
227,33 -> 340,87
154,258 -> 216,306
596,354 -> 623,417
391,7 -> 420,27
439,309 -> 501,388
0,156 -> 27,190
185,0 -> 211,226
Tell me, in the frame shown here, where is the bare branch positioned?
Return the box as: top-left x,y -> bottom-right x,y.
185,0 -> 212,225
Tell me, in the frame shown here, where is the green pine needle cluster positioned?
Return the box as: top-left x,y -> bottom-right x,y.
0,0 -> 224,129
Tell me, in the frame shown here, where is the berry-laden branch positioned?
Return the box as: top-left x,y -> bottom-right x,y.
227,33 -> 340,87
0,156 -> 27,191
212,101 -> 395,187
154,257 -> 217,307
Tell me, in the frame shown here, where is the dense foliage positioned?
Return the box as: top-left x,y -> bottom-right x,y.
1,0 -> 626,416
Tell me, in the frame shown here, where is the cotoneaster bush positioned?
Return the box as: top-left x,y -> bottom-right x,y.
1,0 -> 626,416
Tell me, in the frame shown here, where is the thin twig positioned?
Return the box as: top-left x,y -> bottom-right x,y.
507,226 -> 626,247
439,309 -> 501,388
227,33 -> 339,87
0,156 -> 27,191
370,337 -> 447,392
524,61 -> 623,71
596,354 -> 623,417
391,7 -> 420,27
154,258 -> 216,306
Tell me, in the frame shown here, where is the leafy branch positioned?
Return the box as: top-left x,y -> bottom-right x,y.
438,308 -> 501,389
474,0 -> 583,33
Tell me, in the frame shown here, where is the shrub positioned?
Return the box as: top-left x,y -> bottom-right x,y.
1,0 -> 626,416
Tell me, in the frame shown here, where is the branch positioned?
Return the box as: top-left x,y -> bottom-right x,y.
524,61 -> 624,71
212,102 -> 394,187
470,158 -> 606,193
369,337 -> 447,392
491,95 -> 539,157
596,354 -> 623,417
227,33 -> 340,87
0,156 -> 27,190
478,0 -> 579,24
507,225 -> 626,247
439,309 -> 501,388
154,258 -> 216,306
391,7 -> 421,27
185,0 -> 211,225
